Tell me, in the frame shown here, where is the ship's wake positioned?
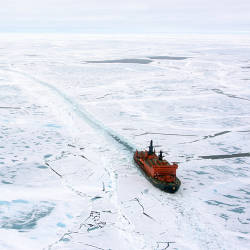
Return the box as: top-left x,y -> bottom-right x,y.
4,68 -> 136,153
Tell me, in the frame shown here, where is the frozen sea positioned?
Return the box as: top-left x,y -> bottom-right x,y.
0,33 -> 250,250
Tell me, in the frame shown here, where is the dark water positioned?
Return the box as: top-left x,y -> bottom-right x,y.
200,153 -> 250,159
147,56 -> 189,60
86,59 -> 153,64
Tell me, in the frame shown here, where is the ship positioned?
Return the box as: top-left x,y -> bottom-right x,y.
133,140 -> 181,193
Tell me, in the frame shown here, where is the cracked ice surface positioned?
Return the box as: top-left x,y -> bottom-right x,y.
0,34 -> 250,250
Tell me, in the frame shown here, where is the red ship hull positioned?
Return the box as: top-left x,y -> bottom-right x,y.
133,149 -> 181,193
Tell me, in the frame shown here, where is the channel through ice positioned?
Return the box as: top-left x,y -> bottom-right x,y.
0,34 -> 250,250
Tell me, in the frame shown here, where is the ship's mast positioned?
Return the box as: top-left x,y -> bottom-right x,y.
158,150 -> 163,161
148,140 -> 154,155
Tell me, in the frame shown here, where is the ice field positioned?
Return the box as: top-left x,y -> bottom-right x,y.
0,34 -> 250,250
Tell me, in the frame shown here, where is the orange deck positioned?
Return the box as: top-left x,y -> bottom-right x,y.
134,150 -> 178,183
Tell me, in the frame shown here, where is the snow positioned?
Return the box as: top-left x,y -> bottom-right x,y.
0,33 -> 250,250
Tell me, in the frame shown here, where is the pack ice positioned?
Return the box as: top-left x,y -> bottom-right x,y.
0,34 -> 250,250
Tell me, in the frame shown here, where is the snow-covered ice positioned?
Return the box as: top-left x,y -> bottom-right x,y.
0,33 -> 250,249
